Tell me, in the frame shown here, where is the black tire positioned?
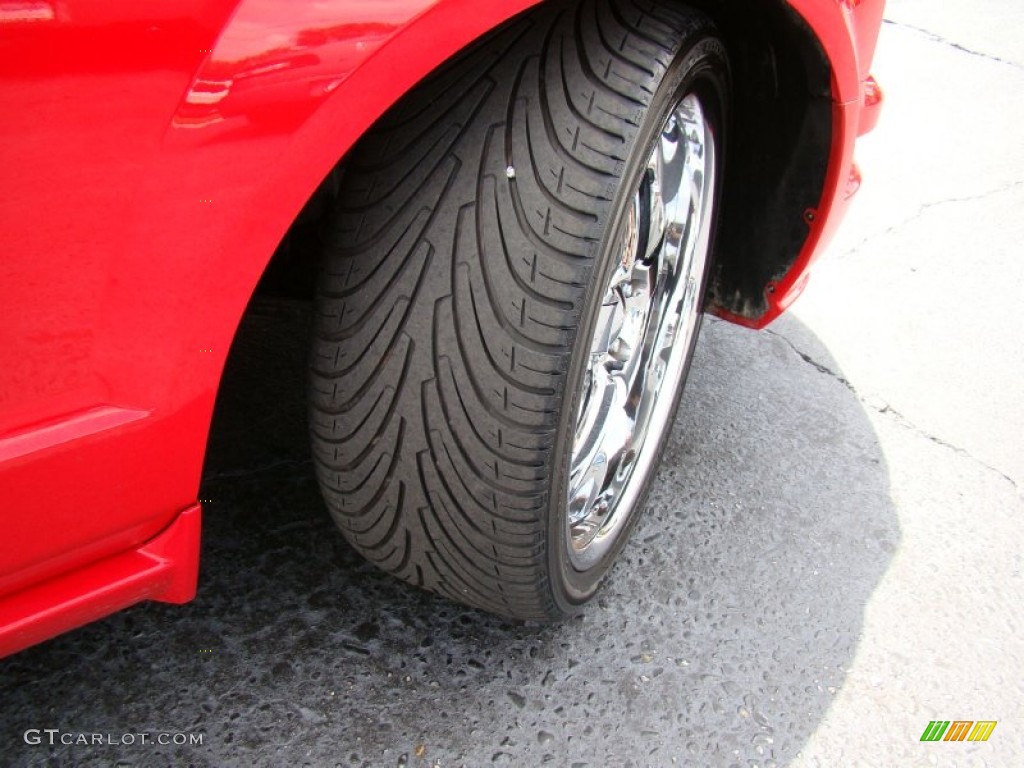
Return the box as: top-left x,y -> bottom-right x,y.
310,0 -> 729,619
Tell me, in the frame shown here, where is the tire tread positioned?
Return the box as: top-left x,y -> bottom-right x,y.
311,0 -> 713,618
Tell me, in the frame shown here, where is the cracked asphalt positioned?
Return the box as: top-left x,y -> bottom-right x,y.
2,2 -> 1022,766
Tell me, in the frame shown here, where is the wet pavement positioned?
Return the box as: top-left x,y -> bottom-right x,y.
2,2 -> 1023,766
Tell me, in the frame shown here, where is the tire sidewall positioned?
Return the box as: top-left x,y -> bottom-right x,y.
546,32 -> 731,613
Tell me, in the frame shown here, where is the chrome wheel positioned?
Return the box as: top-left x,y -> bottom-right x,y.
567,92 -> 717,569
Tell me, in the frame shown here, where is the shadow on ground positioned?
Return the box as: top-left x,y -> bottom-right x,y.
0,301 -> 899,767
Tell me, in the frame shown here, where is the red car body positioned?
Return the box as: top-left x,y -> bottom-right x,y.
0,0 -> 883,657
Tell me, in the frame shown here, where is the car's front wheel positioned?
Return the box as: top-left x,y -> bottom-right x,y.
309,0 -> 728,619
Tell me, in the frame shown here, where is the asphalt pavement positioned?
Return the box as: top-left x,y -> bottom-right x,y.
2,1 -> 1022,766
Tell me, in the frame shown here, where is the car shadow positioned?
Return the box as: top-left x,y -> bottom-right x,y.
0,300 -> 899,767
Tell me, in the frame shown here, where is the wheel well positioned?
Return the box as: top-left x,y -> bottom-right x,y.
695,0 -> 834,321
254,0 -> 834,323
